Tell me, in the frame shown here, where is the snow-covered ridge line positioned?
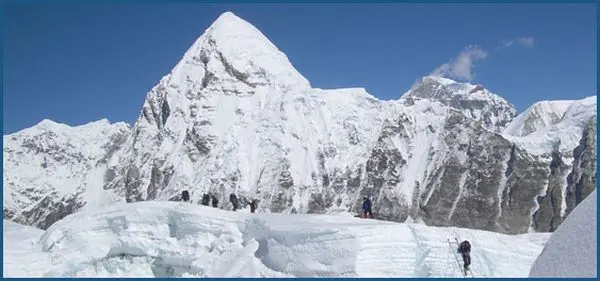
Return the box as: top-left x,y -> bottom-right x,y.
5,202 -> 550,277
5,118 -> 131,137
503,100 -> 574,137
502,95 -> 597,155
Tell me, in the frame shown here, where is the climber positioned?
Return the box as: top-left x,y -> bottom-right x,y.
361,196 -> 373,218
457,240 -> 471,273
201,193 -> 210,206
250,199 -> 258,213
230,193 -> 240,211
181,190 -> 190,202
211,195 -> 219,208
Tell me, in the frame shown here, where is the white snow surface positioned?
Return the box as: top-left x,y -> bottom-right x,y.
3,220 -> 49,277
529,190 -> 597,278
4,201 -> 550,278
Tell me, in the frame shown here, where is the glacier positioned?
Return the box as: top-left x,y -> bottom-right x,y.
4,202 -> 551,278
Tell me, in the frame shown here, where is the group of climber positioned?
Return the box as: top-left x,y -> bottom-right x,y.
179,190 -> 259,213
182,191 -> 375,220
184,191 -> 374,218
181,191 -> 472,274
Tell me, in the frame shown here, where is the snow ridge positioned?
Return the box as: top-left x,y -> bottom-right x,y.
503,100 -> 573,137
503,96 -> 597,155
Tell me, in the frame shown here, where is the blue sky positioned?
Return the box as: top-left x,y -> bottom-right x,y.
3,3 -> 597,134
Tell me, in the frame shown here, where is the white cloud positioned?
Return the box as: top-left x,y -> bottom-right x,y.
429,37 -> 534,82
500,36 -> 535,49
430,45 -> 488,82
517,36 -> 535,47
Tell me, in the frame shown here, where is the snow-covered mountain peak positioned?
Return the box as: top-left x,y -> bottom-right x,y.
29,119 -> 69,133
562,95 -> 597,119
401,75 -> 518,133
503,95 -> 597,155
406,76 -> 507,104
8,118 -> 129,140
37,118 -> 60,127
503,100 -> 574,137
420,75 -> 458,86
167,11 -> 310,92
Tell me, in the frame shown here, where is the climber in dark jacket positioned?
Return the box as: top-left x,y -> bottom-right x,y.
201,194 -> 210,206
229,193 -> 240,211
250,199 -> 258,213
458,240 -> 471,272
362,196 -> 372,218
181,190 -> 190,202
211,195 -> 219,208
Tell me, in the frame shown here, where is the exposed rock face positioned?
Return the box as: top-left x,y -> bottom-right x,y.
3,12 -> 596,234
565,116 -> 597,215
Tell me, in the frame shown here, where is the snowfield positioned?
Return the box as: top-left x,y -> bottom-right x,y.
529,190 -> 597,278
4,202 -> 550,277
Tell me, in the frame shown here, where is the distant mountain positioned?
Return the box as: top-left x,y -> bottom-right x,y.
402,75 -> 518,133
3,12 -> 596,235
3,119 -> 130,229
503,100 -> 573,137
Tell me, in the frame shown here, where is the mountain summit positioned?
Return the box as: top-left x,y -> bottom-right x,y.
169,11 -> 310,94
3,12 -> 596,236
401,76 -> 518,133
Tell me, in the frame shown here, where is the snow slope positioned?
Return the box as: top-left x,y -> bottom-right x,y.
503,96 -> 597,155
529,190 -> 597,278
4,202 -> 550,278
503,100 -> 573,137
3,220 -> 50,277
